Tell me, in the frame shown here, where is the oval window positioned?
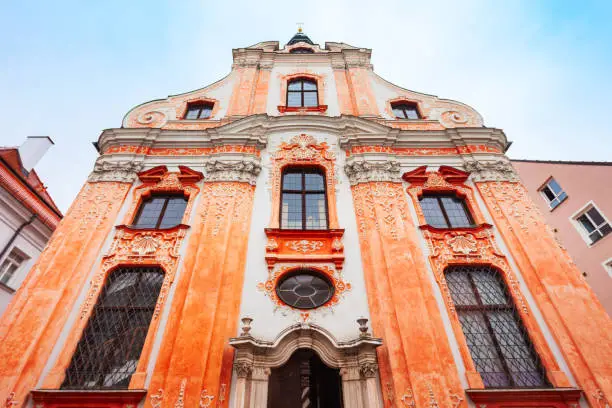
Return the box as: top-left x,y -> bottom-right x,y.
276,269 -> 334,309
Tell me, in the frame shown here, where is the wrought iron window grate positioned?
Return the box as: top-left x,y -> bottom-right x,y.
61,266 -> 164,389
445,265 -> 550,388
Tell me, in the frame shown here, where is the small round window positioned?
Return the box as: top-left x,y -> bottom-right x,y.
276,269 -> 334,309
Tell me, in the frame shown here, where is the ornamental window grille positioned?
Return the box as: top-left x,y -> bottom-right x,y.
184,102 -> 213,119
132,194 -> 188,229
445,265 -> 549,388
287,78 -> 318,108
391,102 -> 420,119
281,167 -> 328,230
419,194 -> 474,228
61,266 -> 164,389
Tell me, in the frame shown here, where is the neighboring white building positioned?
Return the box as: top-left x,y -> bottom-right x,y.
0,136 -> 62,315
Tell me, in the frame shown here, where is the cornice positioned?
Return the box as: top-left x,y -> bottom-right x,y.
98,115 -> 509,156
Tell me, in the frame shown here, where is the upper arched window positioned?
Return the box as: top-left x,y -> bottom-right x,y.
281,167 -> 328,230
445,265 -> 549,388
391,102 -> 420,119
419,194 -> 474,228
289,47 -> 314,54
62,266 -> 164,389
184,102 -> 213,119
287,78 -> 318,108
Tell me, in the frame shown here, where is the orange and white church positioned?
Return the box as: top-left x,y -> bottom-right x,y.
1,30 -> 610,408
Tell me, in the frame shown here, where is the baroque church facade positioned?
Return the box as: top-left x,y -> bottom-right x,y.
1,31 -> 610,408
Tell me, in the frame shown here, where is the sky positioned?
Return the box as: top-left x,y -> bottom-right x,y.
1,0 -> 611,212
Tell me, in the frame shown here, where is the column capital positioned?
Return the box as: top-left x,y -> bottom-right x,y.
344,159 -> 401,185
203,159 -> 262,185
463,158 -> 519,182
88,156 -> 144,183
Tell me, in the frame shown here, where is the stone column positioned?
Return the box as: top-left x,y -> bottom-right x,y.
340,366 -> 365,408
361,362 -> 383,408
248,367 -> 270,408
231,362 -> 251,408
0,159 -> 137,401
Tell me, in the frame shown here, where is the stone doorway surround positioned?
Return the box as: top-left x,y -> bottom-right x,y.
229,322 -> 384,408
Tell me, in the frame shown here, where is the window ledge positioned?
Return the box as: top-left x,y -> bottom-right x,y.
466,388 -> 582,408
0,281 -> 15,294
117,224 -> 190,233
264,228 -> 345,270
277,105 -> 328,113
31,389 -> 147,408
419,223 -> 493,233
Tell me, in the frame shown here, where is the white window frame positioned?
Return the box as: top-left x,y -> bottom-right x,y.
538,177 -> 568,210
0,247 -> 30,287
603,258 -> 612,278
570,201 -> 612,247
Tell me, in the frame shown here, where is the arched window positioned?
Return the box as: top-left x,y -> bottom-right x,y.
391,102 -> 420,119
287,78 -> 318,108
289,47 -> 315,54
281,167 -> 328,230
419,194 -> 474,228
445,265 -> 549,388
62,266 -> 164,389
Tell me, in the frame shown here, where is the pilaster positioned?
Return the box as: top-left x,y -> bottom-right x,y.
144,168 -> 257,407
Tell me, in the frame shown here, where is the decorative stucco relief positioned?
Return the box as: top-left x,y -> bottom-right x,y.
199,182 -> 255,236
88,156 -> 144,183
203,159 -> 262,185
257,264 -> 351,321
351,182 -> 410,240
344,159 -> 401,185
463,159 -> 519,182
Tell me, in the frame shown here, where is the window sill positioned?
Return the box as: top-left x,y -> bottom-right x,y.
277,105 -> 328,113
264,228 -> 345,270
419,223 -> 493,232
466,388 -> 582,408
31,389 -> 147,408
118,224 -> 190,233
0,281 -> 15,294
586,231 -> 611,248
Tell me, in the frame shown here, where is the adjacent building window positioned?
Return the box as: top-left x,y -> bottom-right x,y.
445,265 -> 549,388
419,194 -> 474,228
61,266 -> 164,389
539,178 -> 567,209
281,167 -> 328,229
573,203 -> 611,245
184,102 -> 213,119
0,248 -> 29,286
132,194 -> 188,229
287,78 -> 318,108
391,102 -> 420,119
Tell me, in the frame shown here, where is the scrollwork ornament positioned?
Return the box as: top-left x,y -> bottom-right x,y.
344,159 -> 401,185
199,389 -> 215,408
287,240 -> 324,253
5,393 -> 18,407
359,361 -> 378,378
150,389 -> 164,408
234,361 -> 252,378
464,159 -> 519,182
204,159 -> 262,185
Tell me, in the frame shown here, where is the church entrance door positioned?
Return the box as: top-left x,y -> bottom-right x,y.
267,349 -> 343,408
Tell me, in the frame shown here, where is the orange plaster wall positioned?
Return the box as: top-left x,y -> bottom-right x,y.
0,181 -> 131,403
477,181 -> 612,407
333,70 -> 357,115
250,69 -> 271,114
347,67 -> 379,116
144,182 -> 256,408
350,182 -> 466,408
226,67 -> 259,117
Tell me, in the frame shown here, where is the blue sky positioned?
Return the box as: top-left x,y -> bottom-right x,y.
1,0 -> 611,212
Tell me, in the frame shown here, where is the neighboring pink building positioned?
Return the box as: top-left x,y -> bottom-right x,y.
512,160 -> 612,314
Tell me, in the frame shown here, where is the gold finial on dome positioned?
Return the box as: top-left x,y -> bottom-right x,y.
297,22 -> 304,33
